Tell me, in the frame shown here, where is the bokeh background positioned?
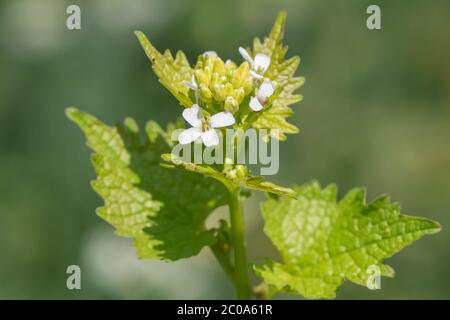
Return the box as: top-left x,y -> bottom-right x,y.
1,0 -> 449,299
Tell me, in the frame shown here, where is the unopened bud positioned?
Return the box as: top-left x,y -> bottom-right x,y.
224,96 -> 239,114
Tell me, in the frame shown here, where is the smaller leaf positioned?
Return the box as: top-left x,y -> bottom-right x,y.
161,153 -> 296,199
135,31 -> 193,107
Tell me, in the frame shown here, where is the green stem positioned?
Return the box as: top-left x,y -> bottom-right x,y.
227,186 -> 251,299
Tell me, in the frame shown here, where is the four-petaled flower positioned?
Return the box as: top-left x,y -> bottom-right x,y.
178,104 -> 236,147
249,80 -> 275,111
239,47 -> 271,79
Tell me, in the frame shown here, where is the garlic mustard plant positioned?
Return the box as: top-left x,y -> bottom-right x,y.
66,12 -> 440,300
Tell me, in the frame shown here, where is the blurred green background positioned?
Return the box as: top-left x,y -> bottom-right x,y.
0,0 -> 449,299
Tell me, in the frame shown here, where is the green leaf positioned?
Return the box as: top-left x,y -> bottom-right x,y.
254,181 -> 441,299
251,11 -> 305,141
161,153 -> 296,199
135,31 -> 194,108
66,108 -> 227,261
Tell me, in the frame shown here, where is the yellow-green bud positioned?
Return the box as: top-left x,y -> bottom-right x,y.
213,58 -> 226,75
232,61 -> 250,88
224,96 -> 239,114
242,77 -> 253,96
224,83 -> 234,98
200,86 -> 213,102
212,84 -> 227,102
195,69 -> 210,87
234,87 -> 245,105
235,165 -> 247,179
211,72 -> 221,88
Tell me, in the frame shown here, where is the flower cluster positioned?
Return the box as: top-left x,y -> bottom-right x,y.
179,48 -> 275,147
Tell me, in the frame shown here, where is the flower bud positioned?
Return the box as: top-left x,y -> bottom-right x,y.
232,61 -> 250,87
242,77 -> 253,96
200,86 -> 213,102
212,84 -> 227,102
224,83 -> 234,98
235,165 -> 247,179
213,58 -> 226,75
234,88 -> 245,105
224,96 -> 239,114
195,69 -> 210,87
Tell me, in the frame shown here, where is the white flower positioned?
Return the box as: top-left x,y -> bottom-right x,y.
183,75 -> 199,91
249,80 -> 275,111
239,47 -> 271,79
178,104 -> 235,147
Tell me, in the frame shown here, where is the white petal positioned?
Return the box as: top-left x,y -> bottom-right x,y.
253,53 -> 271,73
249,70 -> 264,79
203,51 -> 217,57
201,129 -> 219,147
183,75 -> 198,90
210,112 -> 236,128
183,80 -> 198,91
239,47 -> 253,64
182,104 -> 203,128
257,81 -> 275,101
178,127 -> 202,144
249,96 -> 263,111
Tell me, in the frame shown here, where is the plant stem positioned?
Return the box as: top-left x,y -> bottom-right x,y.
227,186 -> 251,299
